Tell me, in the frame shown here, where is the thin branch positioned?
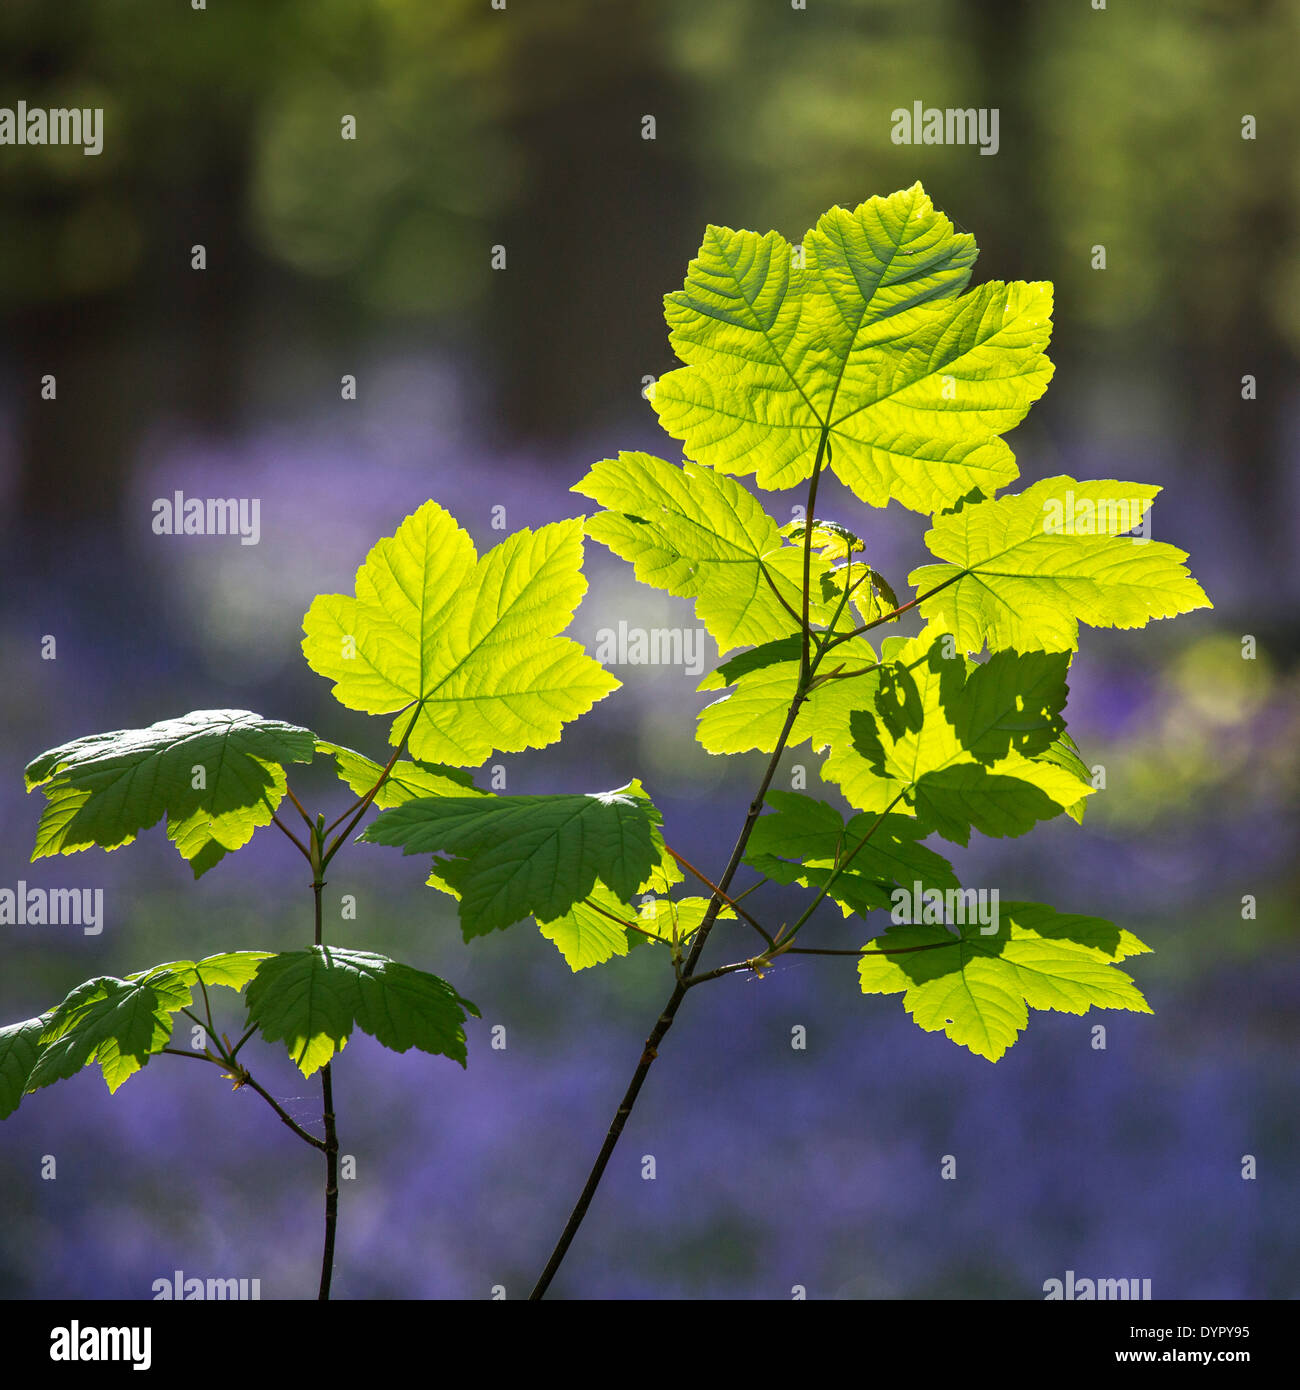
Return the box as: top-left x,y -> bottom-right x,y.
663,845 -> 775,948
799,429 -> 831,680
244,1074 -> 328,1152
318,1062 -> 340,1298
162,1049 -> 326,1151
683,956 -> 771,988
269,809 -> 311,861
284,781 -> 316,832
757,559 -> 804,627
322,704 -> 422,863
530,436 -> 838,1301
823,570 -> 965,652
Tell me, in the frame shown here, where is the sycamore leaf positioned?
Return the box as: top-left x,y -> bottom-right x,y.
820,631 -> 1088,842
909,477 -> 1212,653
126,951 -> 276,993
744,791 -> 959,917
651,183 -> 1052,514
244,947 -> 479,1077
696,636 -> 879,755
302,502 -> 617,766
27,966 -> 197,1095
857,902 -> 1152,1060
537,891 -> 637,971
536,841 -> 685,970
0,1014 -> 52,1119
25,711 -> 316,878
1033,733 -> 1092,824
20,952 -> 272,1098
538,890 -> 728,971
698,636 -> 804,692
361,782 -> 663,938
575,452 -> 838,654
780,518 -> 863,555
315,740 -> 485,808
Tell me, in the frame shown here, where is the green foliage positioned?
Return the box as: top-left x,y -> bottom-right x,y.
25,711 -> 316,877
857,903 -> 1153,1061
0,1014 -> 51,1119
649,183 -> 1053,514
315,740 -> 486,805
301,500 -> 617,766
3,179 -> 1212,1323
574,182 -> 1212,1056
909,477 -> 1211,654
821,630 -> 1090,842
574,451 -> 836,653
9,953 -> 270,1105
244,947 -> 478,1076
361,782 -> 665,938
745,791 -> 959,917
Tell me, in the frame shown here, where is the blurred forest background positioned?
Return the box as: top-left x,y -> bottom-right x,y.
0,0 -> 1297,1299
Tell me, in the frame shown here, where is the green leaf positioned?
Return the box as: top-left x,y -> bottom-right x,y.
244,946 -> 479,1076
315,740 -> 485,808
821,631 -> 1089,842
25,711 -> 316,877
857,902 -> 1152,1061
651,184 -> 1052,514
302,502 -> 617,765
13,952 -> 271,1101
744,791 -> 959,916
0,1014 -> 52,1118
175,951 -> 276,992
696,636 -> 878,755
28,966 -> 197,1094
536,840 -> 686,970
537,888 -> 638,971
698,635 -> 804,692
1034,733 -> 1092,824
779,518 -> 863,555
909,477 -> 1212,653
361,781 -> 663,938
575,452 -> 838,654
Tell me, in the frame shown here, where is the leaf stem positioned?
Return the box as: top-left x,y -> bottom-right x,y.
269,810 -> 312,861
321,704 -> 422,863
769,791 -> 907,950
757,559 -> 804,627
799,428 -> 830,680
284,782 -> 316,832
529,438 -> 836,1300
161,1048 -> 327,1150
663,845 -> 775,948
822,570 -> 965,652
